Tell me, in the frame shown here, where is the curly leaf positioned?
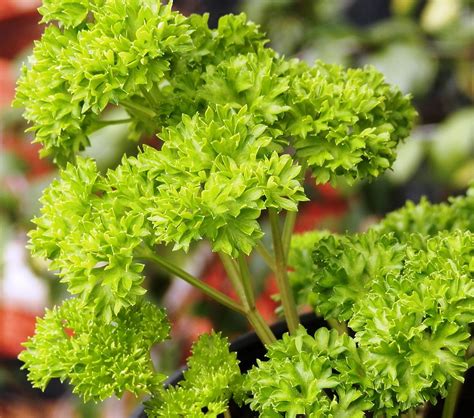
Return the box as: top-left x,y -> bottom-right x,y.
19,299 -> 169,401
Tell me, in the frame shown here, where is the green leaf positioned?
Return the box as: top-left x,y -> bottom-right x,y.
146,332 -> 241,417
243,326 -> 372,417
19,299 -> 170,401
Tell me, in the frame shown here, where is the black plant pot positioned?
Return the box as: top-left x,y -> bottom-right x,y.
132,313 -> 474,418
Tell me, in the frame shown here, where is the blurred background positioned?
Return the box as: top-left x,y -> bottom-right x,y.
0,0 -> 472,417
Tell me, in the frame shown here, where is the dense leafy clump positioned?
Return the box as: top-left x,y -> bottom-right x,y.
351,230 -> 474,415
29,106 -> 307,320
300,230 -> 406,321
244,326 -> 373,417
19,299 -> 169,401
17,0 -> 420,410
29,158 -> 153,321
373,182 -> 474,237
286,61 -> 417,185
286,189 -> 474,415
21,0 -> 415,321
146,332 -> 241,417
15,0 -> 414,175
289,186 -> 474,320
152,104 -> 307,255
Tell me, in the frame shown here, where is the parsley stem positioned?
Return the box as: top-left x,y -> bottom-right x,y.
468,357 -> 474,369
219,253 -> 276,345
441,378 -> 462,418
327,318 -> 348,335
140,86 -> 159,108
121,100 -> 156,118
96,118 -> 132,126
282,210 -> 297,261
282,160 -> 306,260
219,253 -> 248,306
223,410 -> 231,418
237,254 -> 256,307
255,241 -> 276,273
139,251 -> 245,316
269,208 -> 299,334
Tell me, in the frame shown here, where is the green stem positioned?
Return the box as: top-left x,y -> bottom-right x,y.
255,241 -> 276,273
96,118 -> 132,126
219,253 -> 248,305
327,318 -> 348,335
441,379 -> 462,418
139,251 -> 245,316
140,86 -> 159,108
121,99 -> 156,118
268,208 -> 299,334
237,254 -> 256,307
282,210 -> 297,261
468,357 -> 474,369
223,409 -> 231,418
219,253 -> 276,346
281,160 -> 306,259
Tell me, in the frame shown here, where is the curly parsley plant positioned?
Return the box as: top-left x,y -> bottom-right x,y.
15,0 -> 471,417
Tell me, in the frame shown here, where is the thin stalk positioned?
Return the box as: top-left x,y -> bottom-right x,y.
139,251 -> 245,316
219,253 -> 276,345
219,253 -> 248,306
121,99 -> 156,118
441,379 -> 462,418
468,357 -> 474,369
282,210 -> 297,261
255,241 -> 276,273
268,208 -> 299,334
223,409 -> 231,418
140,86 -> 159,108
327,318 -> 348,335
281,160 -> 306,259
237,254 -> 256,307
96,118 -> 132,127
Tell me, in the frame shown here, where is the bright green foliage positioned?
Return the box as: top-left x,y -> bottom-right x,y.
290,187 -> 474,322
373,182 -> 474,238
199,48 -> 292,141
244,326 -> 373,417
38,0 -> 103,28
151,105 -> 307,255
16,0 -> 414,183
14,25 -> 99,164
311,231 -> 406,321
18,0 -> 421,411
286,61 -> 417,185
29,158 -> 152,321
19,299 -> 169,401
351,230 -> 474,415
146,332 -> 241,417
289,190 -> 474,416
287,230 -> 331,307
15,0 -> 192,163
29,107 -> 307,320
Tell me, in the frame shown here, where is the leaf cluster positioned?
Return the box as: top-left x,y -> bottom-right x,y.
17,0 -> 421,410
285,61 -> 417,185
24,0 -> 416,325
146,332 -> 241,417
15,0 -> 414,184
29,158 -> 154,321
19,299 -> 170,401
285,189 -> 474,415
244,326 -> 372,417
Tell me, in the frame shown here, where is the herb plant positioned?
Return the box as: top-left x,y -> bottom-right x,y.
15,1 -> 472,417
